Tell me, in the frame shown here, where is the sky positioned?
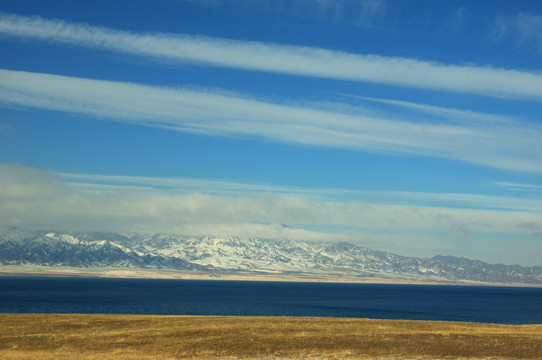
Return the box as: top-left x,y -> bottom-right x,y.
0,0 -> 541,266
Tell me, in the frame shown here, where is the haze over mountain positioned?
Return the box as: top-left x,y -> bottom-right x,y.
2,226 -> 541,285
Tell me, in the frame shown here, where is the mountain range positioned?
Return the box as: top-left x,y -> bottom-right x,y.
1,226 -> 541,284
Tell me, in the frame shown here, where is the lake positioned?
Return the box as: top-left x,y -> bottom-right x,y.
0,276 -> 541,324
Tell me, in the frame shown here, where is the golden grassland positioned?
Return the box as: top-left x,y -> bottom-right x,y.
1,314 -> 541,359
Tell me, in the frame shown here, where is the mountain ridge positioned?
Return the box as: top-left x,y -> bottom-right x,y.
1,226 -> 541,284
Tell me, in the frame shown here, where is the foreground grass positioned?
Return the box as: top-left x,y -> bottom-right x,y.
1,314 -> 541,359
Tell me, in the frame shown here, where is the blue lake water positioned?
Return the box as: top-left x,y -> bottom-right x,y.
0,276 -> 541,324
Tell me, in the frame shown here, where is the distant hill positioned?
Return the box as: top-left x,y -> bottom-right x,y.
1,226 -> 541,284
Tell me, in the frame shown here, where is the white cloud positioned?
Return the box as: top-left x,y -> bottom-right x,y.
493,182 -> 542,192
492,12 -> 542,53
60,172 -> 542,213
1,13 -> 542,100
275,0 -> 387,28
440,7 -> 466,34
60,172 -> 320,197
2,163 -> 542,264
0,122 -> 13,131
187,0 -> 387,28
1,69 -> 541,173
340,94 -> 526,126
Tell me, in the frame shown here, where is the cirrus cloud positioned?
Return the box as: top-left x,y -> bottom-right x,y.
1,69 -> 541,173
492,12 -> 542,54
1,12 -> 542,100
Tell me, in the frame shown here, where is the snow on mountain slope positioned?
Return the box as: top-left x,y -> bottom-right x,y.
45,232 -> 144,256
128,235 -> 318,271
1,226 -> 541,284
123,233 -> 542,284
0,226 -> 208,271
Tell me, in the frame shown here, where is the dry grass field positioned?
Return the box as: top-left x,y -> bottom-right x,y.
1,314 -> 541,359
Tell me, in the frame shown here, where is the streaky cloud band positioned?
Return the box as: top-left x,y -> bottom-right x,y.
1,12 -> 542,100
59,171 -> 542,212
1,68 -> 541,173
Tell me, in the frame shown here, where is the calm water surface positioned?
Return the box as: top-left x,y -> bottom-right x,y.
0,276 -> 541,324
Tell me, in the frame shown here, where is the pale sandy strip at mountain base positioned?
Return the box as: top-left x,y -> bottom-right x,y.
2,267 -> 541,287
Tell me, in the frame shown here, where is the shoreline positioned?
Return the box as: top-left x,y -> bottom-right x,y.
1,265 -> 541,287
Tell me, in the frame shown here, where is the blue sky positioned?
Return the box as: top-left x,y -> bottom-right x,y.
1,0 -> 541,265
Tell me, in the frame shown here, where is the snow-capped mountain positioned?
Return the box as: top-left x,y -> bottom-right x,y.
1,226 -> 541,284
0,226 -> 209,271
